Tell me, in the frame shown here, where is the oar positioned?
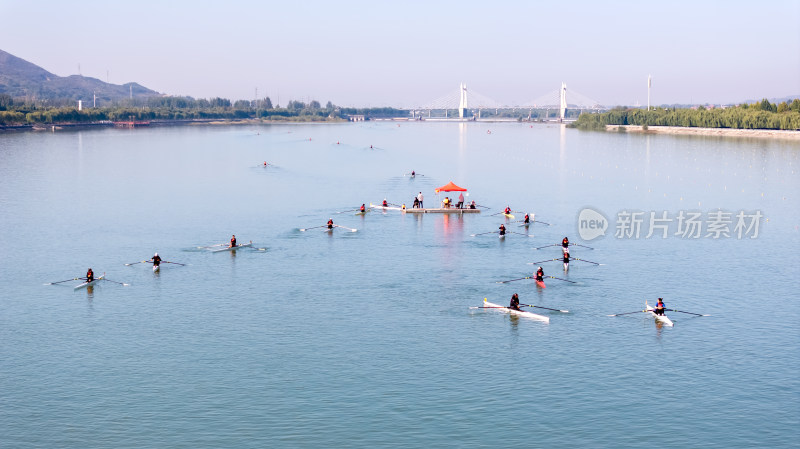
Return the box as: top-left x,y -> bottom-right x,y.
666,309 -> 711,317
470,231 -> 498,237
334,224 -> 358,232
532,219 -> 552,226
569,243 -> 594,250
495,276 -> 531,284
163,261 -> 186,266
469,306 -> 512,309
124,260 -> 148,266
101,278 -> 130,286
475,204 -> 491,209
546,275 -> 577,284
197,243 -> 226,249
521,304 -> 569,313
607,310 -> 648,317
508,231 -> 533,237
300,225 -> 327,232
529,258 -> 560,264
572,257 -> 602,265
335,208 -> 360,214
45,277 -> 80,285
533,244 -> 560,250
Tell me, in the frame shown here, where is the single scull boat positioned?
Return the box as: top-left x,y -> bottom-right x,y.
646,301 -> 674,326
212,241 -> 253,252
369,202 -> 404,212
74,274 -> 104,290
482,299 -> 549,322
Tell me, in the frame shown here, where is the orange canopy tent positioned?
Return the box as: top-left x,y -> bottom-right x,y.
435,181 -> 467,193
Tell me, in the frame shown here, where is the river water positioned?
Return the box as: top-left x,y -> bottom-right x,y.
1,122 -> 798,448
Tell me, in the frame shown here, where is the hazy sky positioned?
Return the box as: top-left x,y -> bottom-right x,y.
1,0 -> 798,107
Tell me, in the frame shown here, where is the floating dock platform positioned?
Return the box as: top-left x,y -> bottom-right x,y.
404,208 -> 480,214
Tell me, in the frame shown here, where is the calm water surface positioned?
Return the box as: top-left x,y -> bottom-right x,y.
1,122 -> 798,448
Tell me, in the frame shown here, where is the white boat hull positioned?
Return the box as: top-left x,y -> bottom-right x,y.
646,303 -> 674,326
212,241 -> 253,252
153,264 -> 160,272
74,275 -> 104,290
369,203 -> 404,212
483,300 -> 549,322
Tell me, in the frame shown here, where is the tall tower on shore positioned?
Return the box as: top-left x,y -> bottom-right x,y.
459,83 -> 468,118
559,82 -> 567,121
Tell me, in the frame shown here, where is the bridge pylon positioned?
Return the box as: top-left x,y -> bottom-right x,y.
559,82 -> 567,121
459,83 -> 468,118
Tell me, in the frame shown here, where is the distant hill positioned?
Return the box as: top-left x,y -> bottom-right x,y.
0,49 -> 160,105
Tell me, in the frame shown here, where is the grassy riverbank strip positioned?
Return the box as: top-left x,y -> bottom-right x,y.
605,125 -> 800,140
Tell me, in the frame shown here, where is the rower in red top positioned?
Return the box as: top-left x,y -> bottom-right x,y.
498,224 -> 506,236
653,298 -> 666,316
523,213 -> 530,224
504,206 -> 512,215
327,219 -> 334,229
360,204 -> 366,213
86,268 -> 94,283
382,199 -> 389,207
562,237 -> 570,250
509,293 -> 521,311
230,235 -> 237,248
562,248 -> 570,271
535,266 -> 544,282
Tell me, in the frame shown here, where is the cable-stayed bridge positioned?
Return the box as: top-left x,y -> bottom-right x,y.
414,83 -> 605,121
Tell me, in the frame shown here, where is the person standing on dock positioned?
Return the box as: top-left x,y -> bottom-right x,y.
417,192 -> 424,208
457,192 -> 464,209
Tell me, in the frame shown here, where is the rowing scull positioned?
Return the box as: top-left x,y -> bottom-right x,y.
211,241 -> 253,252
482,299 -> 549,322
74,274 -> 104,290
646,302 -> 674,326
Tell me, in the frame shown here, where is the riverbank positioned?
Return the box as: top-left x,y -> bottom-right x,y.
606,124 -> 800,140
1,117 -> 347,133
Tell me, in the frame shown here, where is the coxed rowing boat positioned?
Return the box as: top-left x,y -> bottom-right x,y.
74,274 -> 104,290
211,241 -> 253,252
646,302 -> 674,326
483,299 -> 549,322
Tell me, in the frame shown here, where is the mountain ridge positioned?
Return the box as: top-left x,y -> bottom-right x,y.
0,49 -> 160,105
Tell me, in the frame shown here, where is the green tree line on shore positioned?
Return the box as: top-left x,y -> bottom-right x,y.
570,99 -> 800,131
0,94 -> 410,126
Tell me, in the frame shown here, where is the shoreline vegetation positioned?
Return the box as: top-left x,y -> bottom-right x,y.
2,94 -> 800,140
569,98 -> 800,134
0,94 -> 408,129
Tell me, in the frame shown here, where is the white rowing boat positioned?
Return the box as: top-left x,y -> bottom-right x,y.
153,264 -> 160,272
369,202 -> 405,212
646,302 -> 674,326
74,274 -> 104,290
482,299 -> 549,322
211,241 -> 253,252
